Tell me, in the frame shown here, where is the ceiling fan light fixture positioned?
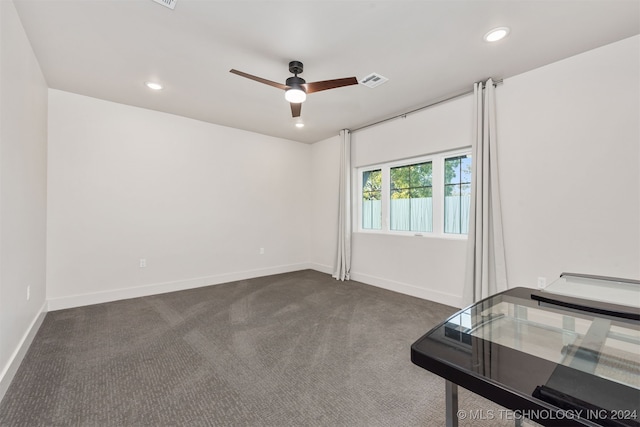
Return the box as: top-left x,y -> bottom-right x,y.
285,87 -> 307,103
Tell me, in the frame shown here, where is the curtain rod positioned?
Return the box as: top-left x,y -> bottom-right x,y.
351,78 -> 503,133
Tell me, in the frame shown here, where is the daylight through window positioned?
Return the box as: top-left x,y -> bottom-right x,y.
358,150 -> 471,237
390,162 -> 432,232
444,155 -> 472,234
362,169 -> 382,230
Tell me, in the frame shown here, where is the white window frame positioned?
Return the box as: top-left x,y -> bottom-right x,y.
355,148 -> 471,239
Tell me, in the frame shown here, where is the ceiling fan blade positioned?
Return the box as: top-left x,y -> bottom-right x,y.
229,69 -> 288,90
290,102 -> 302,118
305,77 -> 358,94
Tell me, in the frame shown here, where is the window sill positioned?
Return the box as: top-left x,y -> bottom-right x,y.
355,229 -> 468,241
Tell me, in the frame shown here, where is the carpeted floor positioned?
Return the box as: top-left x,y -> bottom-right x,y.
0,270 -> 536,426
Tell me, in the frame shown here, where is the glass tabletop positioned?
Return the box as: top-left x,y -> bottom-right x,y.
444,300 -> 640,390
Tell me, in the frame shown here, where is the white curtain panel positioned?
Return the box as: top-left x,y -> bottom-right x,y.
333,129 -> 352,281
463,79 -> 508,306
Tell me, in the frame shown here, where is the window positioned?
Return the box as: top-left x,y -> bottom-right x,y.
357,149 -> 472,237
390,162 -> 432,232
444,155 -> 472,234
362,169 -> 382,230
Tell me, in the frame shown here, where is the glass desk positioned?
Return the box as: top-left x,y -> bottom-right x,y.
411,274 -> 640,427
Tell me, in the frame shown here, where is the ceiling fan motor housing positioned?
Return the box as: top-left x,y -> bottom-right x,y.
286,76 -> 306,89
288,61 -> 304,75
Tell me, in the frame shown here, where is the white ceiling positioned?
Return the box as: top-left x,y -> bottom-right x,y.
14,0 -> 640,144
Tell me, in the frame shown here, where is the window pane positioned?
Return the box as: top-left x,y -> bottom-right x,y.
460,156 -> 472,183
445,157 -> 462,185
390,162 -> 432,232
362,169 -> 382,230
363,169 -> 381,200
390,167 -> 407,191
444,155 -> 472,234
410,162 -> 432,187
410,188 -> 432,198
391,189 -> 407,199
391,198 -> 411,231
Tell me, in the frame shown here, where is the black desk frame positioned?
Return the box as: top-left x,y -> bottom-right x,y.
411,283 -> 640,427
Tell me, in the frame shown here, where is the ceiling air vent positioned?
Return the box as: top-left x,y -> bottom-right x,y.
152,0 -> 177,10
360,73 -> 388,88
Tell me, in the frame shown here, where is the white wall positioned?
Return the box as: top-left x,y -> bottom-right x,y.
310,35 -> 640,308
498,35 -> 640,287
47,90 -> 311,309
0,0 -> 48,398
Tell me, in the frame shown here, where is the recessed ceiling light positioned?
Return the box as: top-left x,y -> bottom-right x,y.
145,81 -> 163,90
295,122 -> 305,128
484,27 -> 510,42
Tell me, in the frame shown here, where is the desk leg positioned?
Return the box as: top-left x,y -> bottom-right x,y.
445,380 -> 458,427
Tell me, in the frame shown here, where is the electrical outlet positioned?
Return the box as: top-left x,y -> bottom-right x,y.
139,258 -> 147,268
537,277 -> 547,289
27,286 -> 30,301
259,248 -> 265,255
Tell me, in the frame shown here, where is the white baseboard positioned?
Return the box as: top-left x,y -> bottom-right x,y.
306,263 -> 462,307
308,262 -> 333,275
0,301 -> 47,402
48,263 -> 313,311
349,271 -> 463,308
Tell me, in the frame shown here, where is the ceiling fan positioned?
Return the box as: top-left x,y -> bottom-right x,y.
230,61 -> 358,118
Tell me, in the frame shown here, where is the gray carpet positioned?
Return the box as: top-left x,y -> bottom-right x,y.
0,270 -> 534,426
